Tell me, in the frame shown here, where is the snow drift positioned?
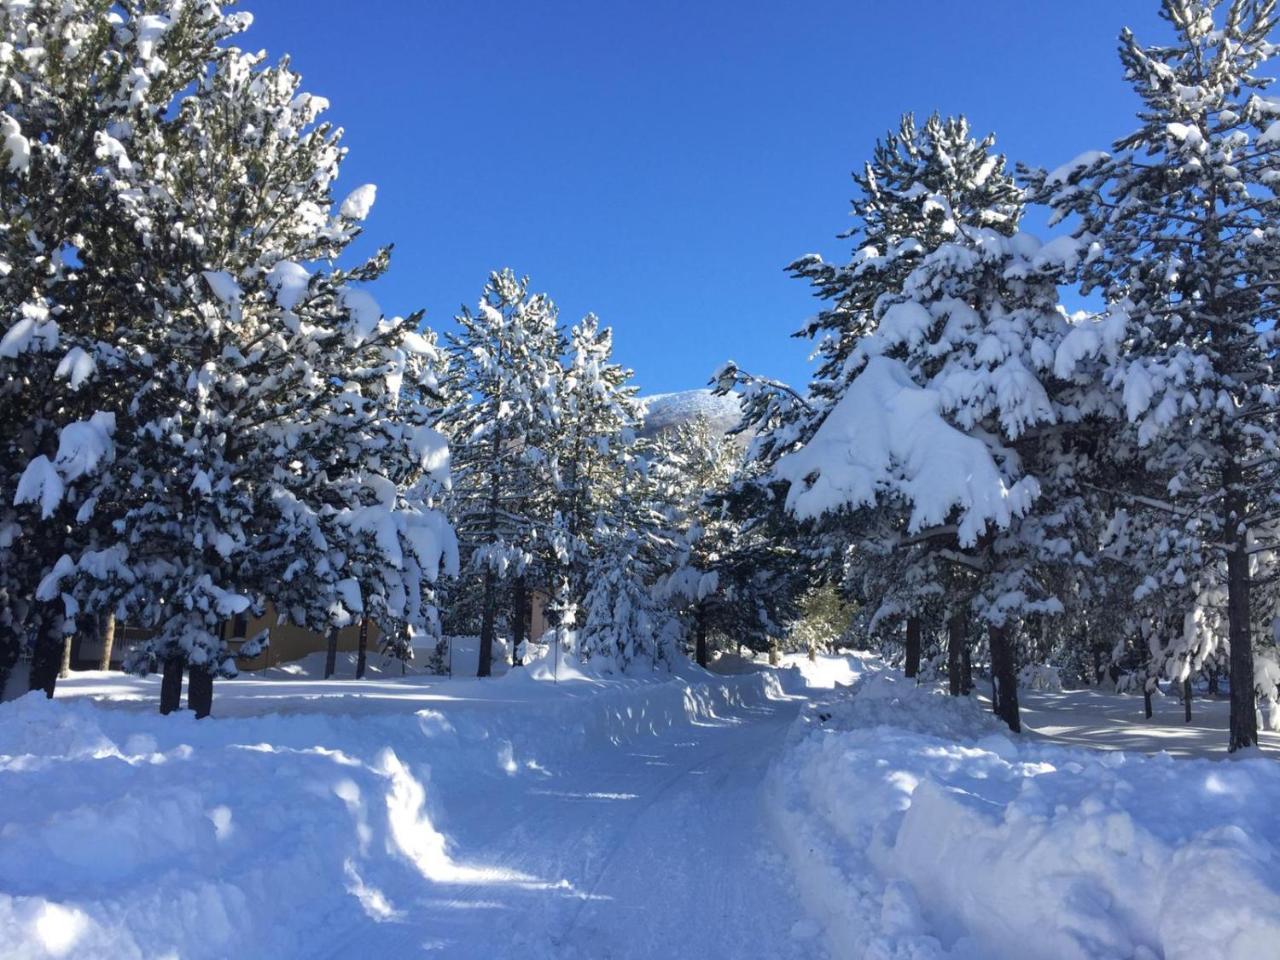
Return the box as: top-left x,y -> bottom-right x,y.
769,672 -> 1280,960
0,665 -> 802,959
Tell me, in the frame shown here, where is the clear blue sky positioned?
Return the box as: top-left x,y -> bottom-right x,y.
242,1 -> 1168,395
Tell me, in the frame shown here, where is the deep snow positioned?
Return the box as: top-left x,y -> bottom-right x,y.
3,654 -> 1278,959
0,655 -> 835,959
771,670 -> 1280,960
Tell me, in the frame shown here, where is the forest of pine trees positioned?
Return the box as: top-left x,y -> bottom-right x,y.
3,0 -> 1280,753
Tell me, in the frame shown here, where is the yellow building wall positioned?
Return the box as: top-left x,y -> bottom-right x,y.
230,605 -> 381,672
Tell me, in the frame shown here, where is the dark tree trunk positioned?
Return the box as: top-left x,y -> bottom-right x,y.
0,621 -> 20,700
323,627 -> 338,680
1092,645 -> 1104,687
160,656 -> 184,715
511,577 -> 527,668
1224,465 -> 1257,750
355,618 -> 369,680
477,566 -> 497,678
904,615 -> 921,680
961,644 -> 973,695
98,613 -> 116,671
947,614 -> 964,696
988,623 -> 1020,733
695,608 -> 709,668
1143,684 -> 1153,720
187,665 -> 213,719
1183,676 -> 1192,723
1208,667 -> 1220,696
28,614 -> 64,699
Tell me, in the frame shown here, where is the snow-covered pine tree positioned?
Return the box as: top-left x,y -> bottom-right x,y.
446,270 -> 562,676
1028,0 -> 1280,750
652,415 -> 808,667
578,527 -> 663,671
23,37 -> 458,715
773,114 -> 1090,731
1,1 -> 248,697
549,313 -> 644,628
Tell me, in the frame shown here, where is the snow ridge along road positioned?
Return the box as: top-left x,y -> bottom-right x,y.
0,658 -> 850,960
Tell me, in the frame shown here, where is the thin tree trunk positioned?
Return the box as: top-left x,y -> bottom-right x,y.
1143,683 -> 1153,720
98,613 -> 116,671
989,623 -> 1020,733
187,665 -> 213,719
695,608 -> 708,669
904,615 -> 921,680
961,644 -> 973,695
160,656 -> 184,715
355,618 -> 369,680
511,577 -> 527,668
58,635 -> 73,679
1208,667 -> 1220,696
477,566 -> 497,678
1183,676 -> 1192,723
947,614 -> 964,697
1225,463 -> 1257,750
324,627 -> 338,680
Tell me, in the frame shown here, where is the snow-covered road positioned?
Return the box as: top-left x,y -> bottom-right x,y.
391,693 -> 811,960
0,662 -> 833,959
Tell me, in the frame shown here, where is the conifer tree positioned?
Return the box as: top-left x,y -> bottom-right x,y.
1029,0 -> 1280,750
446,271 -> 562,676
13,21 -> 458,715
767,115 -> 1089,731
1,0 -> 250,697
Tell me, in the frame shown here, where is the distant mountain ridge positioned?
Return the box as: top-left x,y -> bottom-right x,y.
637,389 -> 743,438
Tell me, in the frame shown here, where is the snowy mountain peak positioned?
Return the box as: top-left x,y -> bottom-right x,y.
638,389 -> 742,438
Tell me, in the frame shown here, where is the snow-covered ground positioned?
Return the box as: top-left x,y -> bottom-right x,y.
0,654 -> 833,959
771,670 -> 1280,960
3,654 -> 1278,959
1016,686 -> 1280,758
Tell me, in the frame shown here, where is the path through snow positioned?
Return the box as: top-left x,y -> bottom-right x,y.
1,664 -> 831,960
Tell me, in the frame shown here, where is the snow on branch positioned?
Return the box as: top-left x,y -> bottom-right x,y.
773,356 -> 1037,546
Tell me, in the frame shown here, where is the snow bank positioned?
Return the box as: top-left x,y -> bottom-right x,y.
769,673 -> 1280,960
0,666 -> 802,959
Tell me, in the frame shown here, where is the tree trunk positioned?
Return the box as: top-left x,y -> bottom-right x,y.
324,627 -> 338,680
58,635 -> 74,679
187,665 -> 213,719
961,644 -> 973,694
1183,676 -> 1192,723
0,621 -> 20,701
160,656 -> 184,715
1208,667 -> 1220,696
1143,684 -> 1153,720
355,618 -> 369,680
1224,467 -> 1257,750
904,615 -> 921,680
511,577 -> 527,668
947,614 -> 964,696
695,608 -> 708,669
477,566 -> 497,678
28,614 -> 64,699
988,623 -> 1020,733
98,613 -> 116,671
